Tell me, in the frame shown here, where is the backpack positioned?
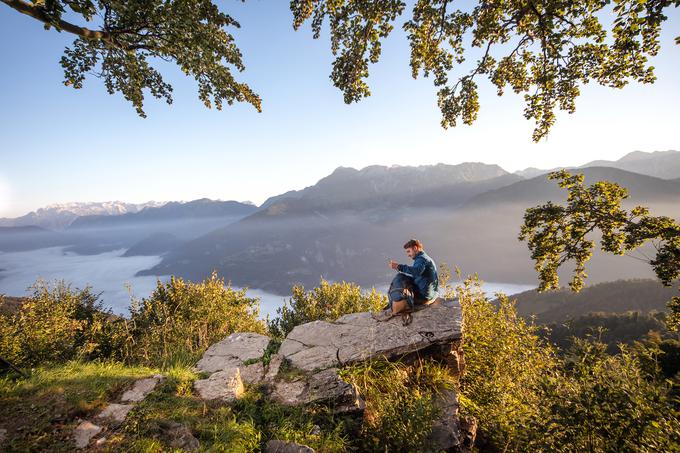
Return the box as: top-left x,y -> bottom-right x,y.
388,273 -> 415,315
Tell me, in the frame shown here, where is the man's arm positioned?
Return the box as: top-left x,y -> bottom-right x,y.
397,257 -> 425,277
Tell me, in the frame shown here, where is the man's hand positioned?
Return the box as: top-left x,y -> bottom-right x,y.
389,260 -> 399,270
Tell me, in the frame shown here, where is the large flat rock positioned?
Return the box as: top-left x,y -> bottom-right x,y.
279,299 -> 462,373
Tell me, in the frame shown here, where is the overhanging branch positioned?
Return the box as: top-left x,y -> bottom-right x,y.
1,0 -> 111,41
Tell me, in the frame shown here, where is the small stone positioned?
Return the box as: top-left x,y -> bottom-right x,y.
0,428 -> 7,445
165,422 -> 200,451
194,368 -> 244,401
97,403 -> 134,423
74,421 -> 102,449
271,368 -> 363,413
95,437 -> 107,446
266,439 -> 316,453
121,376 -> 164,402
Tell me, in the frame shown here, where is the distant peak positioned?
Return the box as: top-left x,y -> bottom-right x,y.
618,150 -> 679,163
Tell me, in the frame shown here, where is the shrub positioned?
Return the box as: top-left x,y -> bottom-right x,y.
534,339 -> 680,452
0,280 -> 125,368
454,275 -> 558,450
268,278 -> 386,338
340,358 -> 457,452
127,272 -> 266,366
454,274 -> 680,452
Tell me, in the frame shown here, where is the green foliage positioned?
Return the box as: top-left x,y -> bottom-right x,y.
268,278 -> 386,338
291,1 -> 679,141
339,359 -> 457,452
0,273 -> 267,371
4,0 -> 261,117
520,170 -> 680,331
455,275 -> 558,450
0,280 -> 129,368
127,272 -> 266,367
533,339 -> 680,452
456,275 -> 680,451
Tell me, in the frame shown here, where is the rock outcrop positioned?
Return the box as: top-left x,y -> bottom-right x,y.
193,298 -> 466,451
278,299 -> 462,370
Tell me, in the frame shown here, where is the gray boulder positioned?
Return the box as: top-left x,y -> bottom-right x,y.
271,367 -> 364,412
195,332 -> 270,374
426,389 -> 463,453
194,368 -> 245,402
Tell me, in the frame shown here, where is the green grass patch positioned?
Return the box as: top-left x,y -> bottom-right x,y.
0,360 -> 157,452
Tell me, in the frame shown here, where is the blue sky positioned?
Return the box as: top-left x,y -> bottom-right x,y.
1,2 -> 679,217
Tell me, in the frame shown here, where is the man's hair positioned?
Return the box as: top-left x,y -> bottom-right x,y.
403,239 -> 423,250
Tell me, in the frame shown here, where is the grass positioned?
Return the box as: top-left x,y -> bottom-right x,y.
0,359 -> 350,452
0,360 -> 157,451
0,355 -> 457,452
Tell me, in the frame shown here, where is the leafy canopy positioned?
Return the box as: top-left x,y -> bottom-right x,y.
519,170 -> 680,330
2,0 -> 261,117
291,0 -> 679,141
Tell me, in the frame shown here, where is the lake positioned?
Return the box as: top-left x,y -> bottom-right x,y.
0,247 -> 534,318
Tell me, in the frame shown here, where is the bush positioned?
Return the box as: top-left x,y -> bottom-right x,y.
533,339 -> 680,452
127,272 -> 266,366
453,275 -> 680,452
268,278 -> 386,338
0,280 -> 126,368
453,276 -> 558,450
340,358 -> 457,452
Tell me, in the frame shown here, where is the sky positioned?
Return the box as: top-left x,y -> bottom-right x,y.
1,2 -> 679,218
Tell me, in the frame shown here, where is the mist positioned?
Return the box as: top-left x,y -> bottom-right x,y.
0,246 -> 287,317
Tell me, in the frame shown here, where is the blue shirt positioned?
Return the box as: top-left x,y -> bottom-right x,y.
397,251 -> 439,300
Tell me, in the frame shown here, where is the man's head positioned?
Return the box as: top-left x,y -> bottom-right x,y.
403,238 -> 423,259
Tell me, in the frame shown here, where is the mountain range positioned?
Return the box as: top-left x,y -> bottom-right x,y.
515,149 -> 680,179
0,201 -> 167,230
141,163 -> 680,293
2,150 -> 679,295
0,199 -> 257,255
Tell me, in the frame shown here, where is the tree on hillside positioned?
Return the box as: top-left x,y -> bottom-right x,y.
519,170 -> 680,331
1,0 -> 261,117
291,0 -> 679,141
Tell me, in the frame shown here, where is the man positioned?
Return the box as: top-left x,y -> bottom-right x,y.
389,238 -> 439,304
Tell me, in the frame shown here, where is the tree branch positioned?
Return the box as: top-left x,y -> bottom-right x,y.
1,0 -> 111,42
